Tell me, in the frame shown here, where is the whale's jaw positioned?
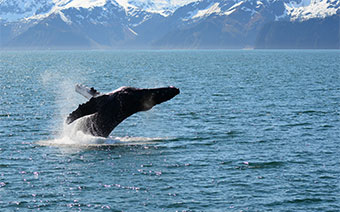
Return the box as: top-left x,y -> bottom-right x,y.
139,86 -> 180,111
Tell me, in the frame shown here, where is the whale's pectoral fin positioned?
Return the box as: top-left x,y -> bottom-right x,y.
75,84 -> 101,99
66,95 -> 107,124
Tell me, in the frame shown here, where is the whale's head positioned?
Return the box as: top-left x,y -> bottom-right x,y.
141,86 -> 180,110
114,86 -> 180,113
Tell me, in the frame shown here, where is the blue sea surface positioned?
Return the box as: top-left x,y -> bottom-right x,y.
0,50 -> 339,211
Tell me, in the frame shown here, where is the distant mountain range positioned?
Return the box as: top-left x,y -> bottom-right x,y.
1,0 -> 339,49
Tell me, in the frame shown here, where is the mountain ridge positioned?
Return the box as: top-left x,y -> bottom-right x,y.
1,0 -> 339,49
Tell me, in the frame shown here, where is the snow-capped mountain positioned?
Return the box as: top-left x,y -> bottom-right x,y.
1,0 -> 338,22
115,0 -> 197,16
0,0 -> 339,49
180,0 -> 339,22
0,0 -> 197,22
0,0 -> 110,22
285,0 -> 340,21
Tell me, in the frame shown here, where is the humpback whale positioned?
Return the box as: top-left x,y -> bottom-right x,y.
66,84 -> 180,138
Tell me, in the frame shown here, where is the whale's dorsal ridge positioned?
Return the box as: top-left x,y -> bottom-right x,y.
109,86 -> 134,95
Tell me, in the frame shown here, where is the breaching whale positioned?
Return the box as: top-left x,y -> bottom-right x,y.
66,84 -> 180,138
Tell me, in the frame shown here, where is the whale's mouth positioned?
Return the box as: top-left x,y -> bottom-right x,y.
139,86 -> 179,111
149,86 -> 180,105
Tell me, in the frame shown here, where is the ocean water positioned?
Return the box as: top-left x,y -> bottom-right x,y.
0,50 -> 339,211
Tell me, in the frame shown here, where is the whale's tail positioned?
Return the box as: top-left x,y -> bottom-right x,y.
75,84 -> 100,99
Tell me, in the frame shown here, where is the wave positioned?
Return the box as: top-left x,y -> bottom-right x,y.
37,133 -> 168,148
37,121 -> 169,148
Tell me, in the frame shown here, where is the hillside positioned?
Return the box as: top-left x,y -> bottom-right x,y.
1,0 -> 339,49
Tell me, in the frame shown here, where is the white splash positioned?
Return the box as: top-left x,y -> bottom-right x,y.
37,97 -> 168,148
38,114 -> 170,148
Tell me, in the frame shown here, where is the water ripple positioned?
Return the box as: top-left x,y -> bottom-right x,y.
1,50 -> 340,212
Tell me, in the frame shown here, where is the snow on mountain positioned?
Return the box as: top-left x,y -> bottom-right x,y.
191,2 -> 221,19
52,0 -> 108,10
285,0 -> 340,21
0,0 -> 338,49
0,0 -> 197,22
116,0 -> 197,16
0,0 -> 122,22
183,0 -> 265,21
1,0 -> 339,23
54,0 -> 108,9
179,0 -> 339,22
0,0 -> 53,22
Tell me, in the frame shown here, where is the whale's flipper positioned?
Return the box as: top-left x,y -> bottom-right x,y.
75,84 -> 100,99
66,95 -> 108,124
